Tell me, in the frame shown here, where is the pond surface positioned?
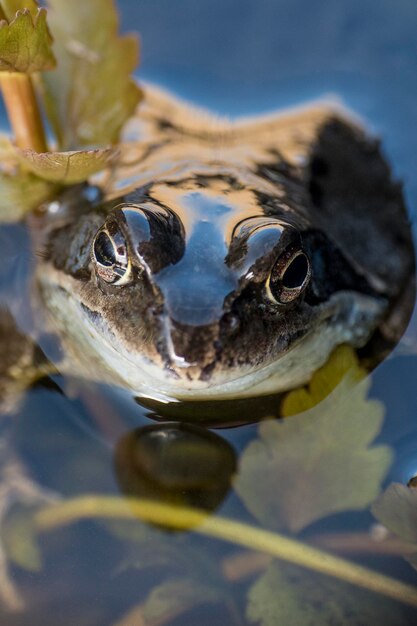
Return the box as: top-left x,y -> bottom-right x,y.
2,0 -> 417,624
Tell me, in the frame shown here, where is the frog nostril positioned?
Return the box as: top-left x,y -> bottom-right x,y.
220,312 -> 240,335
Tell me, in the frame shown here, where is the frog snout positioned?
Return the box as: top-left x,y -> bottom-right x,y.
163,317 -> 219,370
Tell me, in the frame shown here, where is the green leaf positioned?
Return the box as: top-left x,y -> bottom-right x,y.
1,0 -> 39,21
17,146 -> 118,184
0,135 -> 55,221
235,375 -> 391,533
247,562 -> 412,626
0,8 -> 56,73
41,0 -> 142,149
0,169 -> 54,221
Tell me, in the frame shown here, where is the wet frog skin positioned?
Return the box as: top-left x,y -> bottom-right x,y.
30,86 -> 414,403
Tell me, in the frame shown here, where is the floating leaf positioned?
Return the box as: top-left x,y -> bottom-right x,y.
247,562 -> 412,626
282,344 -> 367,417
0,8 -> 56,73
17,146 -> 118,183
235,375 -> 391,533
372,482 -> 417,571
41,0 -> 142,149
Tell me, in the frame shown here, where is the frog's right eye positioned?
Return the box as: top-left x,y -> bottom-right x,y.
92,226 -> 131,285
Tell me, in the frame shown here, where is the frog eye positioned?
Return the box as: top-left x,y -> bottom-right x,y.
266,250 -> 311,304
92,226 -> 131,285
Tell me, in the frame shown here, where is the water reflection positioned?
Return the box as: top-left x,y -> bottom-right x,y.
136,393 -> 283,427
114,423 -> 237,514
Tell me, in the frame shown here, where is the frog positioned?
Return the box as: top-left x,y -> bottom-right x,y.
29,86 -> 414,403
0,85 -> 414,608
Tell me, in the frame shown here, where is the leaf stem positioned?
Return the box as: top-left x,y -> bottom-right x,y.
34,496 -> 417,609
0,72 -> 47,152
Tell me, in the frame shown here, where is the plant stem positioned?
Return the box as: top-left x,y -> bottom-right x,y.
0,72 -> 47,152
34,495 -> 417,610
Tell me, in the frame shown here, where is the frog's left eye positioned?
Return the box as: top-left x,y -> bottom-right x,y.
92,226 -> 131,285
266,250 -> 311,304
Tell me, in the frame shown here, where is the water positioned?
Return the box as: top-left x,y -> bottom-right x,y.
1,0 -> 417,624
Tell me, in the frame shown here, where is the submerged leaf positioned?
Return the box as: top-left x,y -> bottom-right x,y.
372,483 -> 417,544
17,146 -> 118,183
109,519 -> 194,576
109,520 -> 229,624
372,482 -> 417,571
2,506 -> 42,571
282,344 -> 367,416
235,375 -> 391,533
247,562 -> 411,626
41,0 -> 142,149
0,8 -> 56,73
108,518 -> 224,600
141,578 -> 224,625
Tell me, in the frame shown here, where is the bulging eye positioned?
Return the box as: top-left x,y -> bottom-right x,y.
266,249 -> 311,304
92,224 -> 131,285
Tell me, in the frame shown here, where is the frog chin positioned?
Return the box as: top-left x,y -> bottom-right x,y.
126,291 -> 384,402
41,279 -> 386,402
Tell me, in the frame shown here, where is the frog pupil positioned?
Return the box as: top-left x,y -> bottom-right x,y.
94,231 -> 116,267
282,254 -> 309,289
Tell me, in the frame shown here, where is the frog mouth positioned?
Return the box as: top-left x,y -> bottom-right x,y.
38,267 -> 386,402
71,289 -> 386,402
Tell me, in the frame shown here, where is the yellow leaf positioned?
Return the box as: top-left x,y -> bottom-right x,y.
281,344 -> 367,417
